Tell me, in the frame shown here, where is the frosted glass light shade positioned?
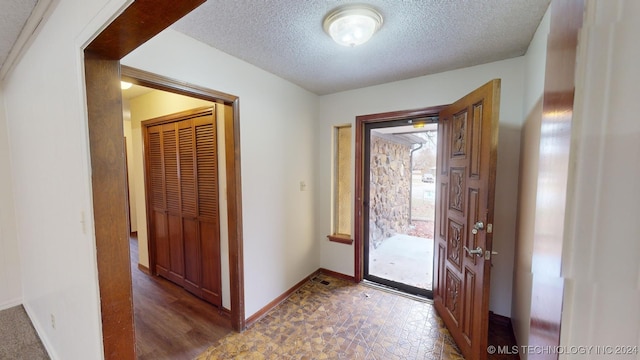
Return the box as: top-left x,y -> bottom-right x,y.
323,5 -> 383,47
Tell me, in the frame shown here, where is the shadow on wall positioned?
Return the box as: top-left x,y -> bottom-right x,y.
511,97 -> 543,348
488,120 -> 523,317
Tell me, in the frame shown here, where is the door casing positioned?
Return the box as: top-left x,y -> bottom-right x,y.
84,2 -> 245,359
121,67 -> 245,330
355,106 -> 446,282
362,118 -> 437,298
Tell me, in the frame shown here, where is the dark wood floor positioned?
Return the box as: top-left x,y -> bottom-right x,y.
130,237 -> 232,360
488,313 -> 520,360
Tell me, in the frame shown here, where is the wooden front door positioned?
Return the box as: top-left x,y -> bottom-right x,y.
433,79 -> 500,359
144,106 -> 222,307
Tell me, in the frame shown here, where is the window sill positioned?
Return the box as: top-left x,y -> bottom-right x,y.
327,234 -> 353,245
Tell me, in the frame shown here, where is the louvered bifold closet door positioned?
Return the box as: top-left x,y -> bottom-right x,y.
178,119 -> 203,297
147,125 -> 172,279
193,115 -> 221,306
144,107 -> 221,307
163,122 -> 186,285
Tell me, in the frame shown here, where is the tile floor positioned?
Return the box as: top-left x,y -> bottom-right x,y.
196,273 -> 464,359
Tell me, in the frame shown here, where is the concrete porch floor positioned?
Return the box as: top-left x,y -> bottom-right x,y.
369,234 -> 434,291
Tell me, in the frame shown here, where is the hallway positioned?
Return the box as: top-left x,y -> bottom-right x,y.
130,237 -> 232,359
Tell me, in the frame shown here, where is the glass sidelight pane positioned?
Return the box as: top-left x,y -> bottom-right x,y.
334,125 -> 352,236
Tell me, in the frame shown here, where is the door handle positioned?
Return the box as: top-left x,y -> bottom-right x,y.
471,221 -> 484,235
464,246 -> 483,257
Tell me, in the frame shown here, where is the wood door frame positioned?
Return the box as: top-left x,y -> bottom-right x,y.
354,106 -> 446,282
123,68 -> 240,309
83,2 -> 245,359
529,0 -> 584,352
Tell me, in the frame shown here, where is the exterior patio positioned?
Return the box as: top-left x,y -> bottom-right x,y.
368,130 -> 437,292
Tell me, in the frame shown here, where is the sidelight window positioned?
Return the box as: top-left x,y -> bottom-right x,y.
328,125 -> 353,244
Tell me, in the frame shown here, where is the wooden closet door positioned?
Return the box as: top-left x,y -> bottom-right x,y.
144,107 -> 221,308
177,119 -> 202,297
163,122 -> 186,285
147,123 -> 185,285
147,125 -> 171,278
193,115 -> 221,305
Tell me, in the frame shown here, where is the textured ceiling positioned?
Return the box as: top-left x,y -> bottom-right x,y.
171,0 -> 551,95
0,1 -> 550,94
0,0 -> 37,70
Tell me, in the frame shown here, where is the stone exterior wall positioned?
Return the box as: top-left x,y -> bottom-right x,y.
369,134 -> 412,249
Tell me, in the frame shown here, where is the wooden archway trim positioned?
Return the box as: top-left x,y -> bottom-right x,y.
86,0 -> 204,59
84,1 -> 245,359
120,64 -> 246,332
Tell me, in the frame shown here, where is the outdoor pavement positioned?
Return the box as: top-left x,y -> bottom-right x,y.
369,234 -> 434,290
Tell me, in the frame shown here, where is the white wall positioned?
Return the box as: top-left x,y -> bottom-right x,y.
1,0 -> 133,358
316,57 -> 526,316
511,7 -> 550,353
122,29 -> 320,318
0,87 -> 22,310
122,98 -> 137,233
522,9 -> 551,120
560,0 -> 640,356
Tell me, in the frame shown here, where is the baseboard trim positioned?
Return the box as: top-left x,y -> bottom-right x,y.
318,268 -> 356,282
244,268 -> 357,329
218,307 -> 231,318
137,263 -> 151,275
23,302 -> 57,360
0,298 -> 22,311
245,269 -> 320,329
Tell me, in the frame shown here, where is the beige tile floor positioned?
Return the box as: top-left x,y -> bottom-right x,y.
196,273 -> 463,359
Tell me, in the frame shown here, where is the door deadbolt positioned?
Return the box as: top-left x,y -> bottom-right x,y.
471,221 -> 484,235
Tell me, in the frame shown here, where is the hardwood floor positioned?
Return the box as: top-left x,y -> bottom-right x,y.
488,314 -> 520,360
130,237 -> 232,360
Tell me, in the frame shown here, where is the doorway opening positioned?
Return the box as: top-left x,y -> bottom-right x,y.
363,118 -> 438,298
84,2 -> 246,351
354,106 -> 445,290
120,79 -> 235,357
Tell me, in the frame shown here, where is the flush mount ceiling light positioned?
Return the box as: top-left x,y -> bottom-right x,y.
323,5 -> 383,47
120,81 -> 133,90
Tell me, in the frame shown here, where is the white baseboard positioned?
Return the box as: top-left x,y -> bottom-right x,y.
23,302 -> 57,360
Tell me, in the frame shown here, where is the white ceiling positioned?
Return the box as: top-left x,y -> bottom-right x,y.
121,83 -> 154,100
171,0 -> 551,95
1,1 -> 550,95
0,0 -> 38,70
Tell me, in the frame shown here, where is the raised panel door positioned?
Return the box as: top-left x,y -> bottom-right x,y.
433,79 -> 500,360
